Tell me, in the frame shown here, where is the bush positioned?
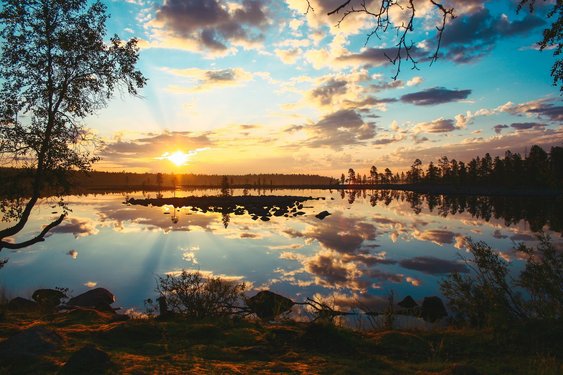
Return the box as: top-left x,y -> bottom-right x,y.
517,235 -> 563,320
153,270 -> 246,319
440,234 -> 562,328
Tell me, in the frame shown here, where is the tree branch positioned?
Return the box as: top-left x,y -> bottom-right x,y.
328,0 -> 351,16
0,213 -> 65,250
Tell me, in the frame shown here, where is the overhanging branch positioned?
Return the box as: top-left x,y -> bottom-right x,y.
0,213 -> 65,250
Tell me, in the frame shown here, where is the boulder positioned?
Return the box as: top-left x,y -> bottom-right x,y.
60,345 -> 112,374
32,289 -> 66,308
421,296 -> 447,322
315,211 -> 331,220
7,297 -> 38,312
398,295 -> 418,309
0,326 -> 62,360
68,288 -> 115,309
246,291 -> 295,321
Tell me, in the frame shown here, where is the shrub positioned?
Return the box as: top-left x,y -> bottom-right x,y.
154,270 -> 246,319
440,234 -> 563,328
517,234 -> 563,320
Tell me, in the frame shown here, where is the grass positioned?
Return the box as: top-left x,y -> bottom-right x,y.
0,309 -> 561,374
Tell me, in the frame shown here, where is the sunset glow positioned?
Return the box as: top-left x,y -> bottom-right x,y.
165,151 -> 190,166
83,0 -> 561,176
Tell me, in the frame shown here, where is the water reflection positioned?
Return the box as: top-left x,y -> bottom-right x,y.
0,189 -> 561,314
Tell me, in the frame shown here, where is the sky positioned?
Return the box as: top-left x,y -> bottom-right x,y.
88,0 -> 563,176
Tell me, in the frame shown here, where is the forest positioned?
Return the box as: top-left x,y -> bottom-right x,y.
342,145 -> 563,188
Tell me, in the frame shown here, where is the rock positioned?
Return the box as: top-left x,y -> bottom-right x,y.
315,210 -> 331,220
398,295 -> 418,309
246,291 -> 295,321
60,345 -> 112,374
421,296 -> 447,322
7,297 -> 38,312
32,289 -> 66,308
0,326 -> 62,360
68,288 -> 115,309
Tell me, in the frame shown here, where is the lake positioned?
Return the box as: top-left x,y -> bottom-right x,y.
1,188 -> 562,316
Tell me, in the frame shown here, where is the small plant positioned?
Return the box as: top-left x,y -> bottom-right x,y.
154,270 -> 246,319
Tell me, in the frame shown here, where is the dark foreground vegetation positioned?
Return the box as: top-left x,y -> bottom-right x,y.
1,236 -> 561,374
0,307 -> 561,374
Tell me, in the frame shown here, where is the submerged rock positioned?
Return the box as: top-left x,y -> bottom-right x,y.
60,345 -> 112,374
421,296 -> 447,322
246,291 -> 295,321
68,288 -> 115,310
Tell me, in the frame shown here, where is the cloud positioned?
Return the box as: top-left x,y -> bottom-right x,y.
400,87 -> 471,106
163,67 -> 253,92
510,122 -> 546,131
441,8 -> 546,63
275,48 -> 302,64
399,256 -> 468,275
49,217 -> 99,238
407,76 -> 423,86
494,124 -> 509,134
299,109 -> 376,149
309,77 -> 349,106
148,0 -> 270,54
414,118 -> 458,133
303,212 -> 377,254
101,131 -> 213,168
304,251 -> 365,290
98,205 -> 216,234
337,47 -> 425,67
499,98 -> 563,122
412,229 -> 458,245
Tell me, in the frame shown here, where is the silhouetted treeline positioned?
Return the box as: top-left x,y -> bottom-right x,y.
0,169 -> 337,195
342,145 -> 563,188
341,189 -> 563,233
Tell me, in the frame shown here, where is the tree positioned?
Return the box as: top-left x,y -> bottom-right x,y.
0,0 -> 146,253
408,159 -> 423,183
384,168 -> 393,183
347,168 -> 356,184
438,156 -> 450,180
526,145 -> 549,186
220,175 -> 231,197
340,173 -> 346,185
369,165 -> 378,184
315,0 -> 562,90
425,161 -> 439,182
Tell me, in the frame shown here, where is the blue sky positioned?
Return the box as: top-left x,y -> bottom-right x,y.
89,0 -> 562,176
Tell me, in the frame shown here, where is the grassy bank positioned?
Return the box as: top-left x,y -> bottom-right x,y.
0,309 -> 561,374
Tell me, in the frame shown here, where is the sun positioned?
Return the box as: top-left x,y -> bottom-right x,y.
156,148 -> 209,167
166,151 -> 190,166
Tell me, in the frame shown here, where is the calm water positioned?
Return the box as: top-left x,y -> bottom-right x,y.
1,189 -> 562,314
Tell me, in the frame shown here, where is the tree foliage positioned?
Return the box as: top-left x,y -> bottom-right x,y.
440,235 -> 563,328
0,0 -> 146,252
